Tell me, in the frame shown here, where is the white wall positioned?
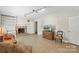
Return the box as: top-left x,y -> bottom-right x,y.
35,14 -> 69,42
56,16 -> 69,41
36,17 -> 45,35
68,16 -> 79,45
17,16 -> 27,26
43,15 -> 57,26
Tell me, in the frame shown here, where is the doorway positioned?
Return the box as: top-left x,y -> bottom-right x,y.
34,21 -> 38,34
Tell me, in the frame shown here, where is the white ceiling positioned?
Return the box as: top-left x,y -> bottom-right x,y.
0,6 -> 44,16
0,6 -> 79,18
47,6 -> 79,16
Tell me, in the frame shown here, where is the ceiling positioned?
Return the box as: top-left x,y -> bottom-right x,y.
47,6 -> 79,17
0,6 -> 79,18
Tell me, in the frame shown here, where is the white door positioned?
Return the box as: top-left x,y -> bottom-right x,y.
69,17 -> 79,45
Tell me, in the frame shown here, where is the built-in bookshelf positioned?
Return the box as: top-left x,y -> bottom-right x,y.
0,14 -> 17,37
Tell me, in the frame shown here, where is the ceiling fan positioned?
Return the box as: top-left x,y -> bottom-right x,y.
24,7 -> 46,17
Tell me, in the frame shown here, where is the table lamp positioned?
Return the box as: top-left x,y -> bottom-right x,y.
0,26 -> 7,35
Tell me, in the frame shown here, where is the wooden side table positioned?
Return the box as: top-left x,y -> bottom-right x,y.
43,31 -> 54,40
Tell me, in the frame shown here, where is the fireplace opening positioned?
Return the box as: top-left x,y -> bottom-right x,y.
18,28 -> 25,33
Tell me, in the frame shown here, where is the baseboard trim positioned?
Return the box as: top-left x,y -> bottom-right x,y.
63,40 -> 79,46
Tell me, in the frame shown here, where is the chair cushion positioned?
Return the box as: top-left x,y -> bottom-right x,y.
3,34 -> 15,40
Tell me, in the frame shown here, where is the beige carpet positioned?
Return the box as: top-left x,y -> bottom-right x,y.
16,33 -> 79,53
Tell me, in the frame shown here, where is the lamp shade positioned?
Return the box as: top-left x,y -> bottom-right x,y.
0,26 -> 7,34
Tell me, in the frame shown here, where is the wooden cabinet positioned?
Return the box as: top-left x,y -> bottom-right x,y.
43,31 -> 54,40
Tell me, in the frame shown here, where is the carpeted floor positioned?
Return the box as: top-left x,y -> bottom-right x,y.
16,33 -> 79,53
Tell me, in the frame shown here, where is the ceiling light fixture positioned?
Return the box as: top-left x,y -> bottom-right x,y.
24,7 -> 46,16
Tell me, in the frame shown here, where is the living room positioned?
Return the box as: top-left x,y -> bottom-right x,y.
0,6 -> 79,53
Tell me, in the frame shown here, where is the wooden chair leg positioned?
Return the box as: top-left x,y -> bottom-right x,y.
60,39 -> 62,43
55,38 -> 63,44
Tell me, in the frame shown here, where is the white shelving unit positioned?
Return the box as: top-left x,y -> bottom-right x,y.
0,14 -> 17,37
